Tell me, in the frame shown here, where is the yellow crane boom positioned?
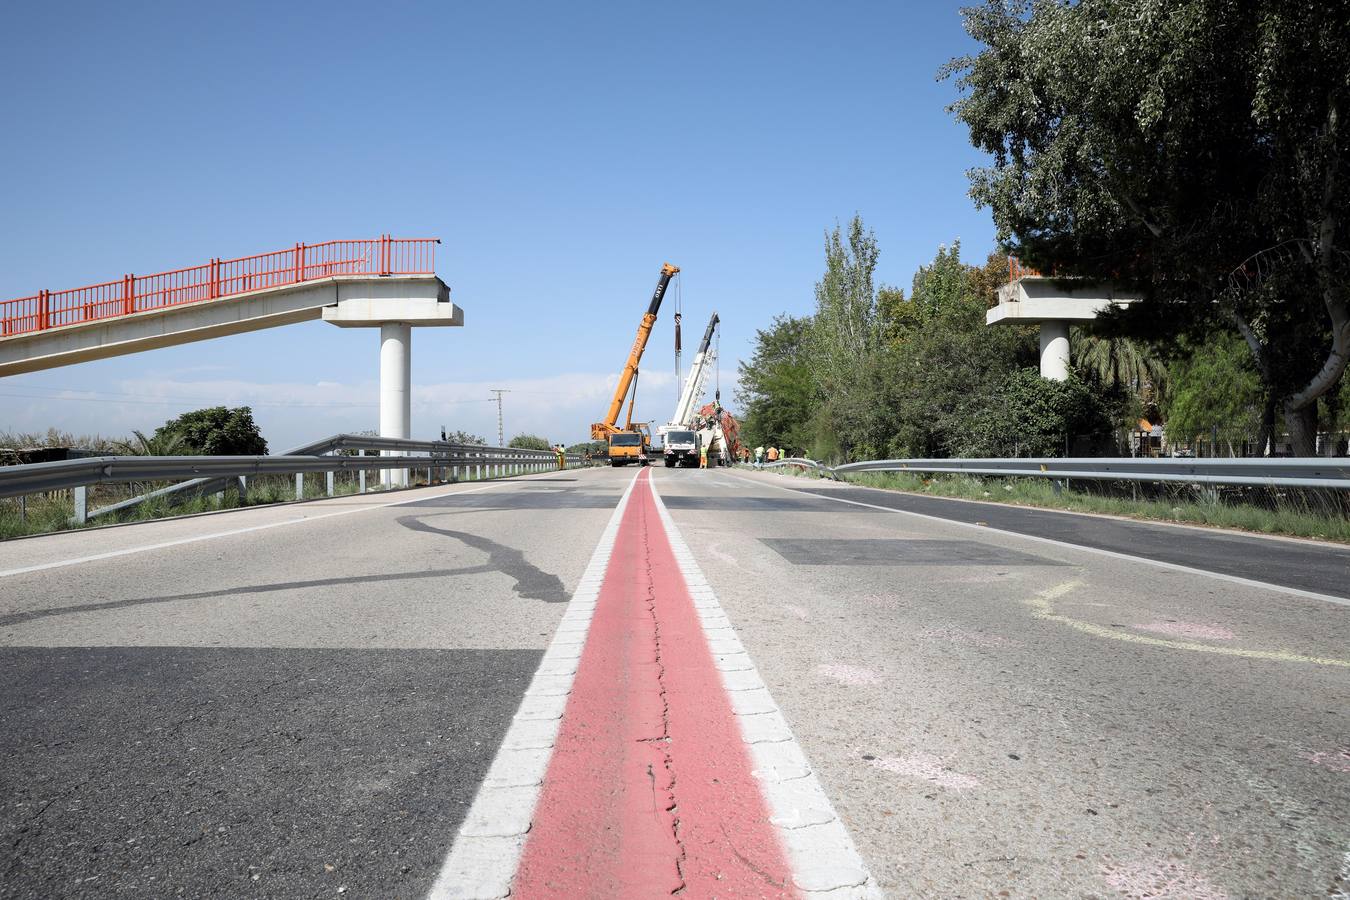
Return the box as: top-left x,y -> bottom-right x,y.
591,262 -> 679,440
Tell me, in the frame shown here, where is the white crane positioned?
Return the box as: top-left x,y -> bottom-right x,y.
659,312 -> 724,467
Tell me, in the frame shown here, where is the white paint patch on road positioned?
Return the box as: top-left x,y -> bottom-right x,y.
868,753 -> 980,792
1300,748 -> 1350,774
1099,855 -> 1230,900
704,545 -> 739,566
785,604 -> 810,620
815,664 -> 880,686
740,473 -> 1350,609
648,472 -> 884,899
0,483 -> 505,579
427,469 -> 642,900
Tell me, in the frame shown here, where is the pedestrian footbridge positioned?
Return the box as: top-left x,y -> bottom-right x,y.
0,236 -> 462,487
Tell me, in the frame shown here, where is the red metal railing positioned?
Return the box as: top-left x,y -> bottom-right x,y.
1008,255 -> 1042,282
0,236 -> 438,338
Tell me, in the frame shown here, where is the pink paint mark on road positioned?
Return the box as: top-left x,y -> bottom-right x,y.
815,663 -> 879,686
920,625 -> 1011,648
1135,621 -> 1236,641
1301,747 -> 1350,774
869,753 -> 980,792
1100,857 -> 1230,899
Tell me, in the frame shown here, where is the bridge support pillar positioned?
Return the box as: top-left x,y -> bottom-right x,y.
379,322 -> 412,488
1039,321 -> 1071,381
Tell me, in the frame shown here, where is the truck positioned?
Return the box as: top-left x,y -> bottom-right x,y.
590,263 -> 679,466
661,428 -> 701,467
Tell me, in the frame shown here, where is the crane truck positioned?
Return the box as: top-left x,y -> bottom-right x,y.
590,263 -> 679,466
659,311 -> 719,467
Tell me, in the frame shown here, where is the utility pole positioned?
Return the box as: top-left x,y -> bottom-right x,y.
490,389 -> 510,447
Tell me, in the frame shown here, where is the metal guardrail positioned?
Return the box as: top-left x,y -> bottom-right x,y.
757,456 -> 1350,490
0,435 -> 583,525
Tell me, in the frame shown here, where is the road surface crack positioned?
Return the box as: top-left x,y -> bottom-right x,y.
637,496 -> 687,894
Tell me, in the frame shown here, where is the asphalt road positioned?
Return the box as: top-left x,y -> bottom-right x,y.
1,466 -> 1347,898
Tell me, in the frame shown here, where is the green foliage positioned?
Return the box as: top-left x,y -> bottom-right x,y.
1163,333 -> 1263,449
565,440 -> 606,456
736,315 -> 817,453
116,428 -> 192,456
0,428 -> 124,454
808,216 -> 891,459
154,406 -> 267,455
508,434 -> 551,451
443,429 -> 487,445
965,369 -> 1112,458
879,245 -> 1038,457
945,0 -> 1350,454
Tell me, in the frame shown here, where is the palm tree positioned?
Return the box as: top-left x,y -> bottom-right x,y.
115,429 -> 191,456
1072,332 -> 1168,402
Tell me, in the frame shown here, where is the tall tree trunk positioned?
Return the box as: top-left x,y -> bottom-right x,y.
1284,401 -> 1319,456
1257,394 -> 1276,456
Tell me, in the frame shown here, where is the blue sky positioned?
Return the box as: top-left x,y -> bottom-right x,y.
0,1 -> 996,449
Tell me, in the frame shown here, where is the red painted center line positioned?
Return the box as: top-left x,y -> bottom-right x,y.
513,468 -> 794,897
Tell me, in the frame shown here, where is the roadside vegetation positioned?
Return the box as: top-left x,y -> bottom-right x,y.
0,413 -> 568,541
757,463 -> 1350,544
739,2 -> 1349,465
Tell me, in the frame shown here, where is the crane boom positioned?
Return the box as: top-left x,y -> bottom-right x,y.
669,311 -> 719,428
590,262 -> 679,439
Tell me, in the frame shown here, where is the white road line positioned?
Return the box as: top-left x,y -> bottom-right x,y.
427,468 -> 642,900
649,473 -> 884,899
0,483 -> 507,579
738,472 -> 1350,609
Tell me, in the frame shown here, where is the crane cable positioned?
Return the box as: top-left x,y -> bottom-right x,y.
673,270 -> 683,404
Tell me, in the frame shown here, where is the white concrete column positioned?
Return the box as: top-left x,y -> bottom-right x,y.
380,322 -> 412,488
1039,321 -> 1071,381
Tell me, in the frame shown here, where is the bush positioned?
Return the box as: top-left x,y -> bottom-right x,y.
963,369 -> 1112,457
154,406 -> 267,455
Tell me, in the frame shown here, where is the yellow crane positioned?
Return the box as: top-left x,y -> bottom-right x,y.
591,262 -> 679,466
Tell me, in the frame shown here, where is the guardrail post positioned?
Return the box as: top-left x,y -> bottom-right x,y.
295,242 -> 306,283
295,473 -> 304,500
38,290 -> 49,330
123,275 -> 134,314
72,486 -> 87,525
326,470 -> 335,497
209,259 -> 219,299
379,234 -> 391,275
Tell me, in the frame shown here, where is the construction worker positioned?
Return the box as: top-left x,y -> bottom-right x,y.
699,443 -> 709,469
767,445 -> 780,464
754,445 -> 765,468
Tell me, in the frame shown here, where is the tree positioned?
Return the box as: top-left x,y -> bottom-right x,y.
153,406 -> 266,455
882,246 -> 1036,457
565,440 -> 606,456
808,215 -> 888,458
508,434 -> 551,451
115,428 -> 192,456
1163,333 -> 1264,455
442,428 -> 487,445
965,369 -> 1113,458
946,0 -> 1350,454
736,315 -> 817,453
